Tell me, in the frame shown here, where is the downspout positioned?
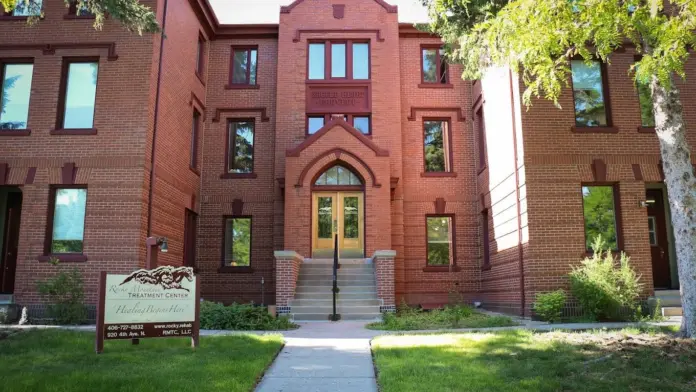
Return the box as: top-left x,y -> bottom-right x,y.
508,69 -> 526,317
146,0 -> 170,236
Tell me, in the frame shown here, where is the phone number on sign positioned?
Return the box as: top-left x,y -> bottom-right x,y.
106,324 -> 144,331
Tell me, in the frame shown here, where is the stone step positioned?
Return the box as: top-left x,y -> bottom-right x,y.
649,294 -> 682,307
294,292 -> 378,300
303,259 -> 372,265
290,305 -> 380,314
290,299 -> 382,307
662,307 -> 683,317
654,290 -> 680,297
298,277 -> 375,285
300,264 -> 374,271
299,270 -> 375,277
295,285 -> 376,293
292,313 -> 382,321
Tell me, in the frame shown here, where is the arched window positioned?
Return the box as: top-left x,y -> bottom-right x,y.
314,165 -> 363,186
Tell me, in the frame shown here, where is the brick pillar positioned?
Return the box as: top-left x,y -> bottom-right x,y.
373,250 -> 396,312
274,250 -> 303,315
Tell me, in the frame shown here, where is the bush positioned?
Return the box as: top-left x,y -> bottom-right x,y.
199,301 -> 297,330
368,303 -> 516,330
533,290 -> 566,322
569,237 -> 642,321
36,260 -> 86,325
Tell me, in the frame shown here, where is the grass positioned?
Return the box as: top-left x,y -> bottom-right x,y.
0,329 -> 284,392
366,305 -> 518,330
372,327 -> 696,392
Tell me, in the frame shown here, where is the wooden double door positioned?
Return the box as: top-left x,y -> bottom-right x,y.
312,192 -> 364,258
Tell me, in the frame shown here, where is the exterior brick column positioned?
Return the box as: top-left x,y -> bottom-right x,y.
373,250 -> 396,312
274,251 -> 304,315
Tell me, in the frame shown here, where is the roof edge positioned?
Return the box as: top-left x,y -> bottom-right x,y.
281,0 -> 397,14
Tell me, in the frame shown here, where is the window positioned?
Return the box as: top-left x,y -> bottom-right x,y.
183,209 -> 197,267
190,109 -> 200,170
227,120 -> 254,174
647,216 -> 657,246
4,0 -> 41,16
427,216 -> 453,266
223,217 -> 251,267
314,165 -> 362,186
421,46 -> 448,84
637,79 -> 655,127
307,116 -> 325,134
571,60 -> 609,127
196,35 -> 206,77
482,210 -> 490,268
47,187 -> 87,254
306,114 -> 370,135
67,1 -> 92,16
308,41 -> 370,80
230,47 -> 257,86
582,185 -> 619,250
58,59 -> 98,129
476,108 -> 486,170
423,120 -> 452,172
0,62 -> 33,130
353,116 -> 370,134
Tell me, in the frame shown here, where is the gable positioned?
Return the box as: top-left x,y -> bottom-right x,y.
280,0 -> 397,14
286,118 -> 389,157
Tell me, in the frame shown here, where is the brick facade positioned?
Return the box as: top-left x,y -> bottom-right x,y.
0,0 -> 683,318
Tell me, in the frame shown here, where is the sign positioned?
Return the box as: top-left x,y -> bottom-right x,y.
95,266 -> 200,353
306,85 -> 370,113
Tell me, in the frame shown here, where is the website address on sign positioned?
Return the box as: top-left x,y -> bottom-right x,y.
154,323 -> 193,329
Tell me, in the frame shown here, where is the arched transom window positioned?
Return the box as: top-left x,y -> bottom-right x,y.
314,165 -> 363,186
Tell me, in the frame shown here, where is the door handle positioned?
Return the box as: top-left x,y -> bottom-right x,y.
660,248 -> 665,259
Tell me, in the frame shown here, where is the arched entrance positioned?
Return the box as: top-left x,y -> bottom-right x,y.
311,164 -> 365,258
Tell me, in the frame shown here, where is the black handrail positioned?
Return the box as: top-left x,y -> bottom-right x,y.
330,234 -> 341,321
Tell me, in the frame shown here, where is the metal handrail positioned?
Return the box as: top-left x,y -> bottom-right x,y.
330,234 -> 341,321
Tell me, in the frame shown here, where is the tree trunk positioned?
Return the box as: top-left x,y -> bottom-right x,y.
650,76 -> 696,338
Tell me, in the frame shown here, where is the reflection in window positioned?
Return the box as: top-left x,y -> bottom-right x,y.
51,188 -> 87,254
231,48 -> 257,85
571,60 -> 608,127
422,47 -> 448,84
353,116 -> 370,134
0,63 -> 33,130
317,197 -> 332,239
315,165 -> 362,186
637,78 -> 655,127
308,43 -> 325,80
352,43 -> 369,79
582,186 -> 618,250
427,216 -> 453,266
331,43 -> 346,78
308,116 -> 325,134
648,216 -> 657,246
228,120 -> 254,173
8,0 -> 41,16
424,120 -> 451,172
62,61 -> 98,129
344,197 -> 358,239
224,217 -> 251,267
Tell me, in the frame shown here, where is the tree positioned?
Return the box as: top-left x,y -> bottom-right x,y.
422,0 -> 696,337
1,0 -> 159,34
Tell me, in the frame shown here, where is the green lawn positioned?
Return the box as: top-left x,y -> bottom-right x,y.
366,306 -> 517,330
0,329 -> 283,392
372,328 -> 696,392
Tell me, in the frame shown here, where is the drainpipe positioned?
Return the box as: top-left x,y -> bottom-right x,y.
508,69 -> 526,317
146,0 -> 170,236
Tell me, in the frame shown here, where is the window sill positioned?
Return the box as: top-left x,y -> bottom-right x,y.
583,250 -> 625,258
421,172 -> 457,178
638,126 -> 656,133
225,84 -> 260,90
38,254 -> 88,263
63,14 -> 95,20
418,83 -> 453,89
481,263 -> 492,271
305,79 -> 371,84
0,16 -> 29,21
195,71 -> 206,86
422,266 -> 461,272
570,126 -> 618,134
189,166 -> 200,176
218,266 -> 254,273
51,128 -> 98,135
0,129 -> 31,136
220,173 -> 258,179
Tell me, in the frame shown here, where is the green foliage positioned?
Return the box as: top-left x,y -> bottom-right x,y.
368,303 -> 516,330
1,0 -> 159,34
199,301 -> 298,330
569,237 -> 642,321
423,0 -> 696,106
533,289 -> 567,322
582,186 -> 618,250
35,260 -> 86,325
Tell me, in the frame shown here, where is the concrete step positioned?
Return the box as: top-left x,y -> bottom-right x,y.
650,292 -> 682,307
290,299 -> 382,307
290,305 -> 380,314
299,270 -> 375,277
0,294 -> 13,305
294,292 -> 378,300
295,285 -> 376,293
654,289 -> 680,297
298,277 -> 375,285
300,264 -> 374,272
303,259 -> 372,265
292,313 -> 382,321
662,307 -> 683,317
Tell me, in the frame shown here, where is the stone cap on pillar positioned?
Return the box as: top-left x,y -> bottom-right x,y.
372,250 -> 396,258
274,250 -> 304,260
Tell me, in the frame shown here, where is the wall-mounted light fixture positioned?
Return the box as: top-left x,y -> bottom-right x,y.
157,237 -> 168,253
639,199 -> 656,208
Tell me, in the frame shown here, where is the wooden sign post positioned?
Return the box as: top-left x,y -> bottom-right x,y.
95,266 -> 200,354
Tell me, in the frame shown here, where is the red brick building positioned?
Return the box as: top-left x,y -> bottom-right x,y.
0,0 -> 684,320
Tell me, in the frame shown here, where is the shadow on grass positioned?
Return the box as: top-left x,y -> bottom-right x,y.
0,329 -> 283,392
372,329 -> 696,392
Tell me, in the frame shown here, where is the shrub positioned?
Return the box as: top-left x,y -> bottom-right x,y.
36,259 -> 86,325
533,289 -> 566,322
199,301 -> 297,330
569,237 -> 642,321
369,303 -> 516,330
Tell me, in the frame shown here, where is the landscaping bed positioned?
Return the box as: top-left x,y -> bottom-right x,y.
366,305 -> 517,330
0,329 -> 284,392
372,327 -> 696,392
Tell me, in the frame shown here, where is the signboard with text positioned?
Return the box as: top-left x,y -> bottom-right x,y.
306,85 -> 371,113
95,266 -> 200,353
